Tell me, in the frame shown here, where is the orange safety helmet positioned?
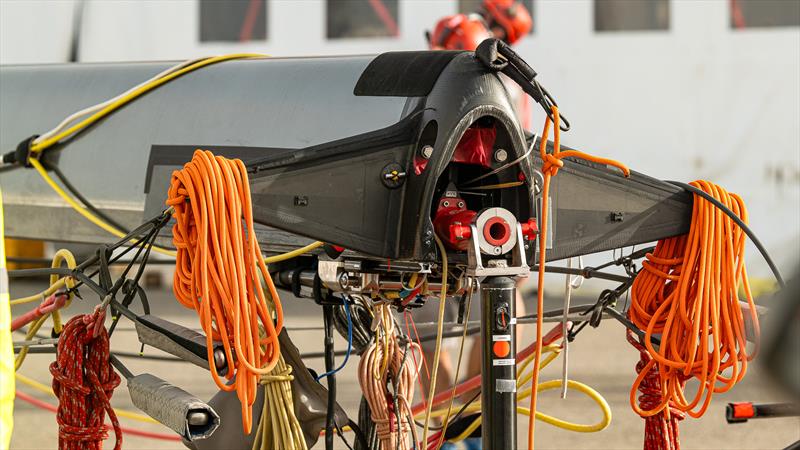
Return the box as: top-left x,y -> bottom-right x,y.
482,0 -> 532,45
428,14 -> 492,51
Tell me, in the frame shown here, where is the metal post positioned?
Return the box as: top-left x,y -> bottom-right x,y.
481,276 -> 517,450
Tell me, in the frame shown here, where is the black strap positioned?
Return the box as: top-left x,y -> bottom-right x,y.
476,38 -> 570,131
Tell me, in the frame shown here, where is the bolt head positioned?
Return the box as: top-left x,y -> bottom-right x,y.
420,145 -> 434,159
338,272 -> 349,289
494,148 -> 508,163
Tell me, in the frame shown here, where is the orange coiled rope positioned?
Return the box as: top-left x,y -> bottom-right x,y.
627,180 -> 759,436
167,149 -> 284,434
527,106 -> 630,449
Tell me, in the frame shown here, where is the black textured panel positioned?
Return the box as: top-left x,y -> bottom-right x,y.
354,51 -> 465,97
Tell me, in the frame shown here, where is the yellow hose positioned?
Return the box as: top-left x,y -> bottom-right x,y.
421,342 -> 612,442
30,54 -> 266,154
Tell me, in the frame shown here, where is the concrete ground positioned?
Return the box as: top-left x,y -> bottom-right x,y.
7,279 -> 799,450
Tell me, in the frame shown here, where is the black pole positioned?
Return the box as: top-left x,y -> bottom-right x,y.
481,276 -> 517,450
323,304 -> 336,450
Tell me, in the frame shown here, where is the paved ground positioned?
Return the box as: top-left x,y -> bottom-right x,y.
8,279 -> 799,450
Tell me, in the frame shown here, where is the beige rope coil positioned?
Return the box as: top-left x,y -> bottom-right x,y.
359,334 -> 420,450
252,354 -> 307,450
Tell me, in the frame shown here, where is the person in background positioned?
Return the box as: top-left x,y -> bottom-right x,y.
419,2 -> 532,449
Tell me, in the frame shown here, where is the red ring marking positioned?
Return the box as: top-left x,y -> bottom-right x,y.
483,217 -> 511,246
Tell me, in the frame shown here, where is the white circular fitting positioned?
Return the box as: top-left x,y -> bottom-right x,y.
474,207 -> 518,255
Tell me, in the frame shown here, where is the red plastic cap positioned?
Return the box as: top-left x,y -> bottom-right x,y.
429,14 -> 492,51
483,0 -> 532,45
731,402 -> 755,419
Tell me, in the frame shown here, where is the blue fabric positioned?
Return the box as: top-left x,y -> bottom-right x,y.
464,438 -> 483,450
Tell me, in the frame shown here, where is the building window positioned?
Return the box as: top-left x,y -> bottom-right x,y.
731,0 -> 800,29
327,0 -> 399,39
199,0 -> 267,42
458,0 -> 534,34
594,0 -> 669,32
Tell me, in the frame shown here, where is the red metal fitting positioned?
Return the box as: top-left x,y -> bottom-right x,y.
450,223 -> 472,243
521,218 -> 538,241
482,216 -> 511,246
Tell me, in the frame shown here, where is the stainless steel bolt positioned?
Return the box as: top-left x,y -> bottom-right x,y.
420,145 -> 434,159
494,148 -> 508,163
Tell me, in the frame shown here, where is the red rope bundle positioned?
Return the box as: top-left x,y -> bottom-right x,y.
49,310 -> 121,450
627,331 -> 685,450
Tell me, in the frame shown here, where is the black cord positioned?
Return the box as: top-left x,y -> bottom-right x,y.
415,391 -> 481,431
44,161 -> 130,233
323,303 -> 336,450
667,180 -> 785,288
333,420 -> 355,450
348,419 -> 369,450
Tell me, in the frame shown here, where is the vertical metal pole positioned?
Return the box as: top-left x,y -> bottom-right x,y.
481,276 -> 517,450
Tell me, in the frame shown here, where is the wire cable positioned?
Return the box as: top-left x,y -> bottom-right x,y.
419,235 -> 449,448
316,295 -> 353,381
28,158 -> 177,257
28,54 -> 266,154
44,161 -> 130,233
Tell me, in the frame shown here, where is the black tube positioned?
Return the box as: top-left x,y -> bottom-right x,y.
726,402 -> 800,423
323,303 -> 336,450
45,161 -> 130,233
667,180 -> 784,287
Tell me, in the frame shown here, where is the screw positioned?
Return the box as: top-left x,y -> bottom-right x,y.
494,148 -> 508,163
493,246 -> 502,255
213,348 -> 227,371
338,272 -> 349,289
420,145 -> 434,159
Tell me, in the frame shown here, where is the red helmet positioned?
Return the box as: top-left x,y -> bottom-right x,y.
428,14 -> 492,51
483,0 -> 532,45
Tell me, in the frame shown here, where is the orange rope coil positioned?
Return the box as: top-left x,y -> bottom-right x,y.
527,106 -> 630,449
628,179 -> 759,420
167,150 -> 284,433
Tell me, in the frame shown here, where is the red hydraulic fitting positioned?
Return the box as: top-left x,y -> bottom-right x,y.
450,223 -> 472,243
521,218 -> 538,241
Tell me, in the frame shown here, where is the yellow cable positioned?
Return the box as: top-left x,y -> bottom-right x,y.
263,241 -> 324,264
30,150 -> 323,261
14,250 -> 77,369
421,341 -> 612,442
47,249 -> 77,334
28,158 -> 177,257
420,234 -> 449,447
14,373 -> 160,425
30,53 -> 266,154
10,278 -> 67,306
435,280 -> 474,446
